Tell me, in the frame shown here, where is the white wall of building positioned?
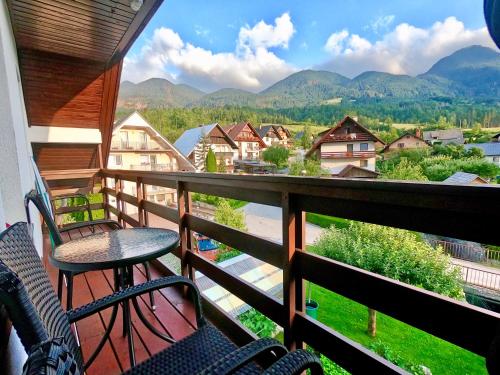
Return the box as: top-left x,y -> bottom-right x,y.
0,2 -> 43,373
320,141 -> 376,171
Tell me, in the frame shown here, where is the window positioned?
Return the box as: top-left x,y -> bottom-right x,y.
120,131 -> 129,148
346,126 -> 352,134
398,143 -> 405,148
140,155 -> 149,165
360,143 -> 368,151
493,156 -> 500,163
150,155 -> 157,165
140,132 -> 148,149
109,154 -> 122,166
360,160 -> 368,168
347,144 -> 354,152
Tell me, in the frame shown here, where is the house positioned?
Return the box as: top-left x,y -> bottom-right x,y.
381,132 -> 430,153
223,122 -> 267,160
331,165 -> 380,179
492,133 -> 500,142
174,124 -> 239,171
257,125 -> 292,148
423,129 -> 464,145
443,172 -> 488,185
464,142 -> 500,166
108,111 -> 195,210
306,116 -> 385,173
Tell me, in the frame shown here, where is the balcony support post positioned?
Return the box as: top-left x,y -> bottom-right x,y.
177,181 -> 193,280
115,176 -> 123,227
136,178 -> 144,227
101,174 -> 110,220
282,192 -> 304,350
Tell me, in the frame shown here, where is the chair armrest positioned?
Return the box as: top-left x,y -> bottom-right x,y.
66,276 -> 204,327
59,219 -> 122,233
262,349 -> 323,375
200,338 -> 288,375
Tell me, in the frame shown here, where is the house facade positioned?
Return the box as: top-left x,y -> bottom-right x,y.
108,111 -> 195,210
381,132 -> 430,154
306,116 -> 384,173
257,125 -> 292,148
174,124 -> 239,172
224,122 -> 266,160
465,143 -> 500,166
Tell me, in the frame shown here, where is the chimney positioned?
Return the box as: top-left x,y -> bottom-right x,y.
415,128 -> 422,138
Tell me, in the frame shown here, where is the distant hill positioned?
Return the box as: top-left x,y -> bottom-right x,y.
118,78 -> 205,108
420,45 -> 500,97
118,46 -> 500,109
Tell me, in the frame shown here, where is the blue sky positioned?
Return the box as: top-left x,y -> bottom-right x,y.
122,0 -> 495,92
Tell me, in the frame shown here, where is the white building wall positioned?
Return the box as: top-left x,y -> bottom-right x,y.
0,2 -> 42,373
320,141 -> 376,171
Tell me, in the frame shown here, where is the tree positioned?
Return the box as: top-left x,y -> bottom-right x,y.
262,146 -> 290,169
300,124 -> 313,150
214,199 -> 247,262
381,158 -> 428,181
289,159 -> 328,177
217,158 -> 227,173
205,148 -> 217,172
312,222 -> 463,337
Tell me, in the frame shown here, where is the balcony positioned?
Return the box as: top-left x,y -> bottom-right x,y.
130,164 -> 173,172
41,168 -> 500,374
321,151 -> 376,159
327,133 -> 373,141
111,142 -> 163,151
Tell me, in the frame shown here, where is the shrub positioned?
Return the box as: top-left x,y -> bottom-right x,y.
206,148 -> 217,172
262,146 -> 290,169
238,308 -> 276,338
289,159 -> 328,177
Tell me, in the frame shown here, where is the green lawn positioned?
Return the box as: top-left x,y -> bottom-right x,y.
305,213 -> 350,229
309,284 -> 486,374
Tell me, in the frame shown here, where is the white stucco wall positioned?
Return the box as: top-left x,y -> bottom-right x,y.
0,2 -> 42,372
320,141 -> 376,171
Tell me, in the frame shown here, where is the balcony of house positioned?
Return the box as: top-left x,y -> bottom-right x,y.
39,167 -> 500,375
321,151 -> 376,159
328,133 -> 373,141
111,141 -> 163,151
129,163 -> 174,172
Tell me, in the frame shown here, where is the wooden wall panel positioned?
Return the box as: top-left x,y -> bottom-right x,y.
20,49 -> 106,128
32,143 -> 98,171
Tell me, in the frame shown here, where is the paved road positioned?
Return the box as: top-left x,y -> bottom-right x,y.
241,203 -> 323,245
451,258 -> 500,291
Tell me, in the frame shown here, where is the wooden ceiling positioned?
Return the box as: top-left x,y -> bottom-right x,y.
7,0 -> 161,63
6,0 -> 164,169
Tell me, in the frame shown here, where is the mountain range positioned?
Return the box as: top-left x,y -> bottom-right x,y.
117,45 -> 500,109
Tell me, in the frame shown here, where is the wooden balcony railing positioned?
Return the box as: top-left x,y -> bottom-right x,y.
44,168 -> 500,374
321,151 -> 376,159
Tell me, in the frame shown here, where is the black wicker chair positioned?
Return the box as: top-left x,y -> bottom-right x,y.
24,189 -> 156,310
1,222 -> 323,374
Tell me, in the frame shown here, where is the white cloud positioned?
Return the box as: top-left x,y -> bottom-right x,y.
367,15 -> 395,34
122,13 -> 296,92
320,17 -> 496,78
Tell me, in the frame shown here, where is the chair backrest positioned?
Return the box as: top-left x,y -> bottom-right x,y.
0,222 -> 82,368
25,190 -> 63,247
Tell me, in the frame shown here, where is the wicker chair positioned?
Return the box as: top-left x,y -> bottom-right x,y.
1,222 -> 323,374
24,189 -> 156,310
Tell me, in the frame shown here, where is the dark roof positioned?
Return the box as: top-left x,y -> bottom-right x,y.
381,133 -> 430,153
332,165 -> 379,178
423,129 -> 464,142
443,172 -> 488,184
256,125 -> 282,140
223,122 -> 266,147
306,116 -> 385,157
464,142 -> 500,156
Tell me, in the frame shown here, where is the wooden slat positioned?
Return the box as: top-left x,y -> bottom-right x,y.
185,213 -> 283,268
54,203 -> 104,215
294,313 -> 406,375
121,212 -> 140,228
117,191 -> 137,206
102,187 -> 116,197
106,203 -> 119,217
186,251 -> 285,326
296,250 -> 500,356
143,200 -> 178,223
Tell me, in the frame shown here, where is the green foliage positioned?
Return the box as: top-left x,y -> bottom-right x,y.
369,341 -> 428,375
381,158 -> 428,181
217,159 -> 227,173
238,308 -> 276,338
305,213 -> 349,229
214,199 -> 247,231
289,159 -> 328,177
432,144 -> 484,159
300,124 -> 313,149
420,156 -> 499,181
67,192 -> 104,223
192,193 -> 247,209
262,146 -> 290,169
215,248 -> 241,263
312,222 -> 464,299
205,148 -> 217,172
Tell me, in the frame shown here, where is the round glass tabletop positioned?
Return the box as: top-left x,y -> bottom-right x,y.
50,228 -> 179,272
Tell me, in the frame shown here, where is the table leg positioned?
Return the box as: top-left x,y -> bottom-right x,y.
117,266 -> 136,368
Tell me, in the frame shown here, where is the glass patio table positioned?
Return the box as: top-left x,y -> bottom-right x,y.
50,227 -> 180,366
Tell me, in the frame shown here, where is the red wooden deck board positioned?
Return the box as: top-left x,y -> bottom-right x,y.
42,223 -> 197,374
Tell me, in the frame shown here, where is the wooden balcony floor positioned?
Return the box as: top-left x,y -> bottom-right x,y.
42,224 -> 197,374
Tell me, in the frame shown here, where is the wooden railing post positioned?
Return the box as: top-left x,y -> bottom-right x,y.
282,192 -> 303,350
143,183 -> 149,227
115,176 -> 123,227
136,177 -> 144,227
101,174 -> 110,219
177,181 -> 193,279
